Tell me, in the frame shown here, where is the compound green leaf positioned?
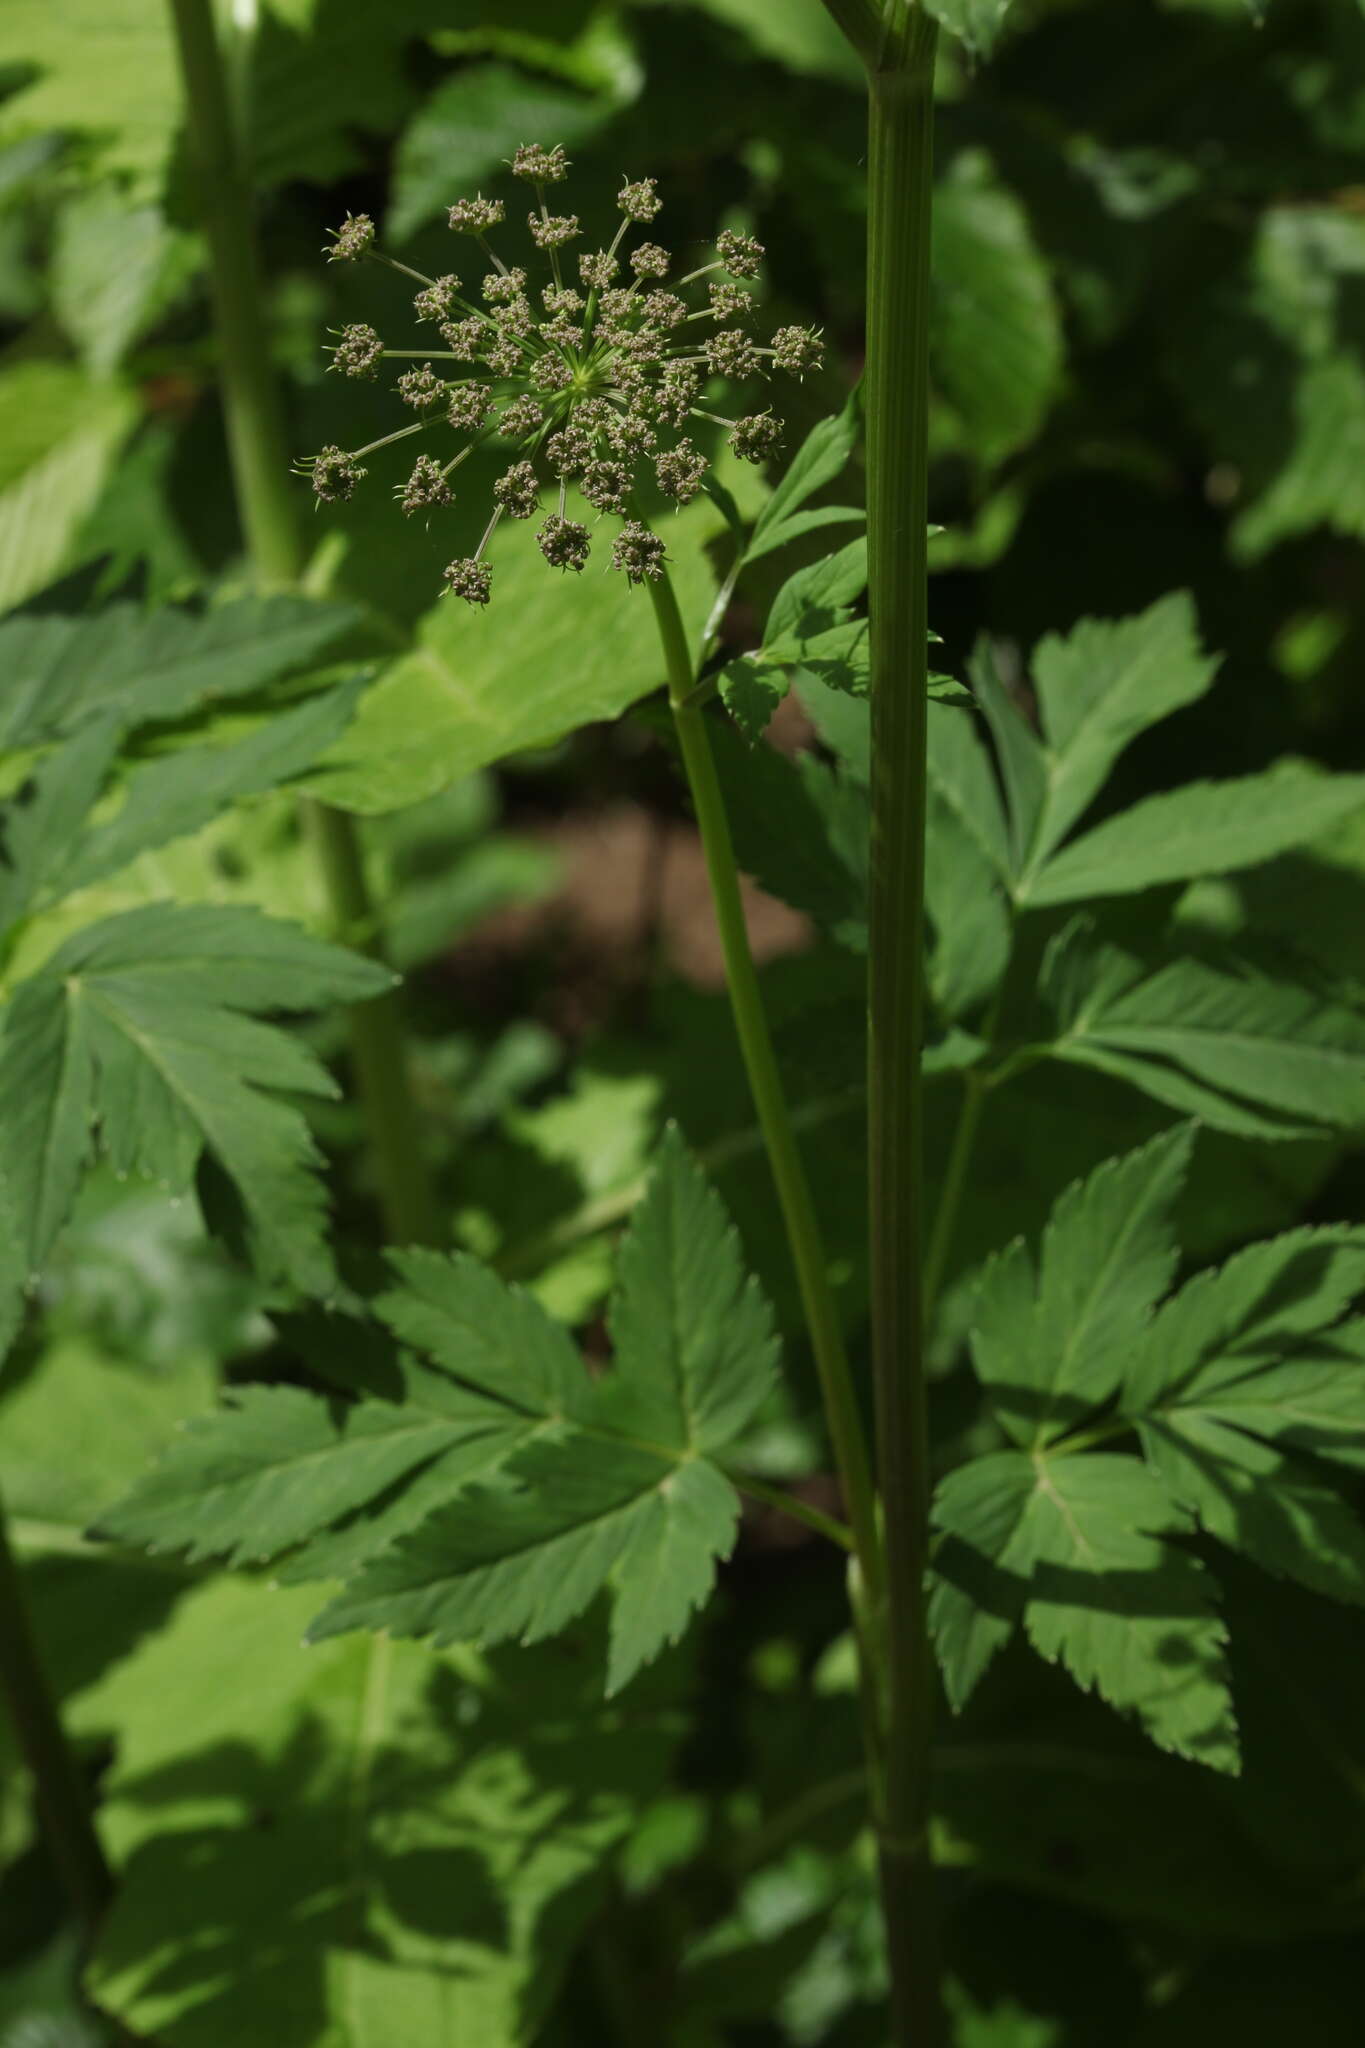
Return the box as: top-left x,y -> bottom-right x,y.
1122,1227 -> 1365,1421
94,1383 -> 498,1569
0,592 -> 359,750
310,1132 -> 777,1693
719,655 -> 788,744
311,1437 -> 739,1697
1112,1227 -> 1365,1604
931,1449 -> 1237,1769
1043,930 -> 1365,1137
746,394 -> 860,559
0,364 -> 137,615
766,538 -> 867,644
925,793 -> 1011,1019
969,642 -> 1047,873
0,716 -> 121,934
1142,1415 -> 1365,1609
927,698 -> 1012,882
1026,763 -> 1365,908
0,0 -> 177,196
1021,593 -> 1220,880
605,1123 -> 778,1454
933,156 -> 1063,461
0,904 -> 392,1296
1233,356 -> 1365,560
971,1128 -> 1194,1447
60,673 -> 367,896
52,192 -> 196,377
712,718 -> 869,948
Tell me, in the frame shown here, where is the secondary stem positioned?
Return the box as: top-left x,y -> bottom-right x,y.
0,1482 -> 111,1939
865,6 -> 943,2041
167,0 -> 439,1246
646,568 -> 883,1609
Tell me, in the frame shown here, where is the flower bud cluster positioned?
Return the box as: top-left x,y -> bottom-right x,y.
306,150 -> 827,603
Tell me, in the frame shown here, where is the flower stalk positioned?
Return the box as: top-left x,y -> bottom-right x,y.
166,0 -> 440,1248
646,567 -> 883,1618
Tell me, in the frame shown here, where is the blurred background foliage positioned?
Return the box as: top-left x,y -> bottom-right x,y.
2,0 -> 1365,2042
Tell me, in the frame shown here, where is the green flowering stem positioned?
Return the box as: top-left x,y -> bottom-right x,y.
0,1481 -> 111,1940
167,0 -> 441,1248
863,5 -> 944,2040
646,567 -> 883,1613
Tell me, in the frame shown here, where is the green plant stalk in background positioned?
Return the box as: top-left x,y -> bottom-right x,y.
647,566 -> 884,1611
0,1485 -> 110,1940
166,0 -> 440,1248
863,3 -> 944,2037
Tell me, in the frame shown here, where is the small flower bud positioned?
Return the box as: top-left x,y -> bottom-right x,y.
537,514 -> 591,572
414,276 -> 461,322
608,407 -> 658,456
547,422 -> 594,478
621,323 -> 667,364
499,394 -> 544,438
483,267 -> 528,305
709,280 -> 754,321
574,397 -> 616,437
528,213 -> 581,250
580,459 -> 629,513
325,213 -> 374,262
447,381 -> 492,432
579,249 -> 619,289
629,243 -> 670,279
448,196 -> 505,234
440,315 -> 486,359
534,354 -> 575,394
641,290 -> 686,328
611,357 -> 652,402
511,143 -> 570,184
493,461 -> 541,519
444,557 -> 493,605
329,323 -> 383,378
611,520 -> 667,585
655,437 -> 707,504
486,336 -> 525,377
311,446 -> 367,501
399,455 -> 452,514
397,362 -> 445,409
772,325 -> 825,378
716,229 -> 764,278
705,328 -> 761,379
617,177 -> 662,223
729,412 -> 783,463
543,285 -> 584,317
493,295 -> 535,339
656,362 -> 700,428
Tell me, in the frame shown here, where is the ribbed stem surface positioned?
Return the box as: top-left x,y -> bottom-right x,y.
865,7 -> 943,2040
647,570 -> 883,1606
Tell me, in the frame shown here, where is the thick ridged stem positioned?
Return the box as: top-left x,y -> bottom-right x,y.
646,569 -> 884,1613
865,7 -> 944,2041
166,0 -> 440,1246
0,1485 -> 111,1939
